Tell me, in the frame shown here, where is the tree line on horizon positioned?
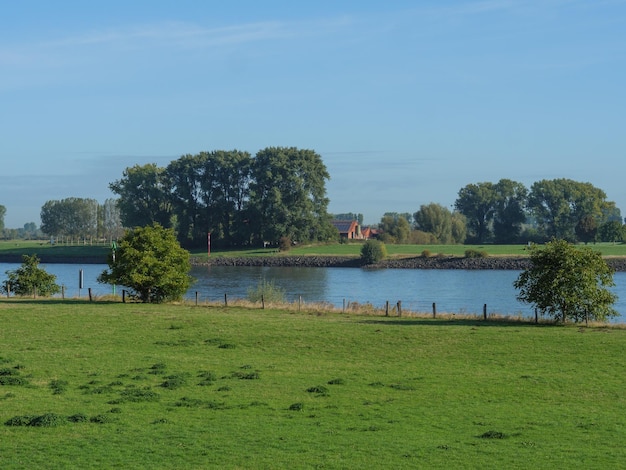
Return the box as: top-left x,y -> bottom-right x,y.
1,148 -> 625,246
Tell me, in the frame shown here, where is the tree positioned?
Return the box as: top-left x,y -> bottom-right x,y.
248,147 -> 334,245
0,205 -> 5,232
379,214 -> 410,244
514,239 -> 617,323
575,215 -> 598,244
493,179 -> 527,244
598,220 -> 624,243
413,203 -> 454,244
360,239 -> 387,264
528,179 -> 613,241
109,164 -> 173,229
2,255 -> 60,297
40,198 -> 99,240
102,198 -> 124,242
454,182 -> 496,243
98,224 -> 193,303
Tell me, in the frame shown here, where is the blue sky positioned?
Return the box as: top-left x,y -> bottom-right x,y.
2,0 -> 625,228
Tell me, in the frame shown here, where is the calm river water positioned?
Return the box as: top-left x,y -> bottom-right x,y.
2,263 -> 626,322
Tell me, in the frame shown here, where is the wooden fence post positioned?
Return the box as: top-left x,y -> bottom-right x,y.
261,294 -> 265,309
432,302 -> 437,318
224,293 -> 228,307
535,308 -> 538,324
397,300 -> 402,317
195,292 -> 199,306
122,290 -> 126,303
483,304 -> 487,320
88,288 -> 93,302
385,300 -> 389,317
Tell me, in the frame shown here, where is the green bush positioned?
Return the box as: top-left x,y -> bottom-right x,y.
464,249 -> 488,258
1,254 -> 60,297
421,249 -> 432,258
360,240 -> 387,265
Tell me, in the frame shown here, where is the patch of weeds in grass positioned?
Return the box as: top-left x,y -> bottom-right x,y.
149,362 -> 167,374
49,379 -> 68,395
197,370 -> 217,386
90,414 -> 114,424
67,413 -> 88,423
29,413 -> 67,427
479,430 -> 507,439
169,324 -> 184,330
109,407 -> 122,414
218,343 -> 236,349
327,378 -> 345,385
368,381 -> 385,388
119,387 -> 160,402
0,376 -> 28,386
0,357 -> 12,364
217,386 -> 231,392
87,385 -> 114,395
231,371 -> 260,380
161,374 -> 189,389
152,418 -> 169,424
175,397 -> 227,410
2,392 -> 15,400
5,415 -> 36,426
0,367 -> 19,376
306,385 -> 329,396
289,402 -> 304,411
109,380 -> 124,387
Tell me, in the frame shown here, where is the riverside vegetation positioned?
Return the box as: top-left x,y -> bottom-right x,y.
1,300 -> 626,468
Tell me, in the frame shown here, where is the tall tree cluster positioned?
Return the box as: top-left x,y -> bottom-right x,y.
109,147 -> 335,248
40,197 -> 123,242
454,178 -> 621,244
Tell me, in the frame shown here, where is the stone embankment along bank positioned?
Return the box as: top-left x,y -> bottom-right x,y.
194,256 -> 626,271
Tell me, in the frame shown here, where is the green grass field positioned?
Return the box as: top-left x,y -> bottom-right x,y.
1,300 -> 625,468
3,239 -> 626,261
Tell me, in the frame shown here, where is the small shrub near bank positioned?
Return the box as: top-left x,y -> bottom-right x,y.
421,249 -> 432,258
465,249 -> 488,258
360,240 -> 387,265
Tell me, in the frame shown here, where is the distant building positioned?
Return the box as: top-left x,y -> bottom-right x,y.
330,220 -> 375,240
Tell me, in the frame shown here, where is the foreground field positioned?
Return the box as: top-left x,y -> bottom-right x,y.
1,301 -> 625,468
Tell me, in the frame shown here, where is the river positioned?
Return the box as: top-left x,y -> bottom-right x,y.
2,263 -> 626,322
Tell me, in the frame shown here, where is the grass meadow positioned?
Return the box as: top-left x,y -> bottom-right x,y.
1,300 -> 625,468
2,239 -> 626,260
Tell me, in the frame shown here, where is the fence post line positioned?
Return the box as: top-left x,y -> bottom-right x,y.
224,293 -> 228,307
535,308 -> 538,324
88,288 -> 93,302
195,292 -> 198,306
385,300 -> 389,317
261,294 -> 265,310
483,304 -> 487,320
432,302 -> 436,318
397,300 -> 402,317
122,290 -> 126,303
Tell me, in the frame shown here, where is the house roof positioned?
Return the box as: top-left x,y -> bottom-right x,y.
331,220 -> 358,233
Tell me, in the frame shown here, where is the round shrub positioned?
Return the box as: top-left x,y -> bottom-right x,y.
360,240 -> 387,265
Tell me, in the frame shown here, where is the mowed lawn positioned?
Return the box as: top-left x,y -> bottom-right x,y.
1,300 -> 626,468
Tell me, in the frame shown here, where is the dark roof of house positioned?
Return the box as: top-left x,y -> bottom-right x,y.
330,220 -> 358,233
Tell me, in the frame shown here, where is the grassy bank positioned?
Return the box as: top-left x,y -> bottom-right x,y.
3,240 -> 626,262
1,300 -> 625,468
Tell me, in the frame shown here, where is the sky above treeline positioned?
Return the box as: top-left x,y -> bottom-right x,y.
2,0 -> 625,229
